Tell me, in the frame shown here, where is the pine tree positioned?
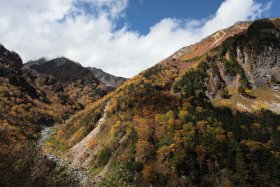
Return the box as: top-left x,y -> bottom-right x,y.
235,147 -> 248,186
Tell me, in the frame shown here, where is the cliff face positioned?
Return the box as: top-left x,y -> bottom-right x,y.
196,19 -> 280,112
237,46 -> 280,89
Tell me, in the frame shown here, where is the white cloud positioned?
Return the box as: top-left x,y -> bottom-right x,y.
0,0 -> 271,77
201,0 -> 272,37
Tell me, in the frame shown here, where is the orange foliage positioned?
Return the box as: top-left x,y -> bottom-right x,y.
134,117 -> 151,141
136,140 -> 154,162
68,127 -> 85,147
143,165 -> 154,183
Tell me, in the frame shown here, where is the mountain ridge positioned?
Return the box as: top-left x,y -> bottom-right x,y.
25,58 -> 108,106
46,17 -> 280,186
163,21 -> 252,64
26,57 -> 127,89
1,17 -> 280,186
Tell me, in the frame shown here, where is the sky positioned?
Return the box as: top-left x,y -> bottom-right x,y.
0,0 -> 277,78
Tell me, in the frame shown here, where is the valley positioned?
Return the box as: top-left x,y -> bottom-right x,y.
1,18 -> 280,186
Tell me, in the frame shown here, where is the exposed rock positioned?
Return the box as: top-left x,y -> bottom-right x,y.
237,46 -> 280,89
0,44 -> 23,69
87,67 -> 127,89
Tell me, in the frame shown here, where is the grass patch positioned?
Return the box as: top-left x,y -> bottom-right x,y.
89,166 -> 103,176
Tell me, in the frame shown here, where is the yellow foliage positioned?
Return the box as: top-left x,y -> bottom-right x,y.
136,140 -> 153,162
196,120 -> 208,132
173,130 -> 184,145
252,101 -> 268,111
196,106 -> 204,113
155,125 -> 167,140
155,114 -> 165,125
182,98 -> 192,110
57,129 -> 64,138
241,140 -> 263,151
178,110 -> 188,122
251,123 -> 261,130
155,111 -> 174,126
157,144 -> 176,162
135,117 -> 151,140
87,138 -> 98,149
107,99 -> 118,114
196,145 -> 207,163
245,88 -> 252,95
216,134 -> 226,142
270,151 -> 280,158
143,165 -> 153,183
69,127 -> 85,147
110,121 -> 121,136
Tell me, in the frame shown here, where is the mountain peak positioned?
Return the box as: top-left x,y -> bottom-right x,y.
26,57 -> 127,89
27,57 -> 82,67
49,57 -> 82,67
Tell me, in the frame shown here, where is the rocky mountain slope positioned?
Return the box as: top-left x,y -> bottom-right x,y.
26,57 -> 107,107
47,18 -> 280,186
87,67 -> 127,89
27,57 -> 127,92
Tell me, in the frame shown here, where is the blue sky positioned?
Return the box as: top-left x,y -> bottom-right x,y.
124,0 -> 225,34
122,0 -> 278,34
0,0 -> 277,77
258,0 -> 280,16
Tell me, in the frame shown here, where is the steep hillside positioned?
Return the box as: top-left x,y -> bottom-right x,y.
0,44 -> 83,185
87,67 -> 127,89
47,18 -> 280,186
26,58 -> 107,106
